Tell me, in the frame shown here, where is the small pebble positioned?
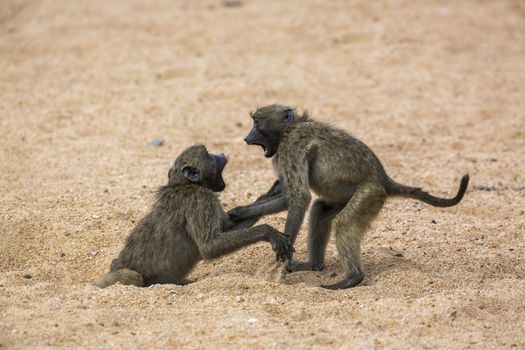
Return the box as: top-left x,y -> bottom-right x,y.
223,0 -> 242,8
148,139 -> 164,147
23,274 -> 32,279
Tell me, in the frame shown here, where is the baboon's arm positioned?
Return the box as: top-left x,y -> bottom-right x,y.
227,180 -> 287,221
283,192 -> 311,245
222,215 -> 261,231
197,225 -> 282,260
228,194 -> 288,222
187,201 -> 288,259
257,180 -> 284,200
280,156 -> 311,245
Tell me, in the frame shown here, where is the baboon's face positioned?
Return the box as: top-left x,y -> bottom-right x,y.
244,104 -> 294,158
170,144 -> 227,192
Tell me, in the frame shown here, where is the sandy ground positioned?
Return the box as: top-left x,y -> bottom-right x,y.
1,0 -> 524,348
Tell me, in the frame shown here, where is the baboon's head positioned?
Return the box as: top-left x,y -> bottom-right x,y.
169,144 -> 227,192
244,104 -> 296,158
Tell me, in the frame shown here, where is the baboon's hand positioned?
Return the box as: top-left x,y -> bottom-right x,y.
264,226 -> 293,261
281,245 -> 295,272
227,206 -> 252,222
283,236 -> 294,272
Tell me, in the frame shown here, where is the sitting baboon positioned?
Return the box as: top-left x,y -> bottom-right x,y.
228,105 -> 469,289
93,144 -> 291,288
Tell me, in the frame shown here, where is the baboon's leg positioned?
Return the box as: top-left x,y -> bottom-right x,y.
292,200 -> 342,272
322,183 -> 385,290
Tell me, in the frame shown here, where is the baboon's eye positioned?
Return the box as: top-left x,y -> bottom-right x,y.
283,109 -> 294,123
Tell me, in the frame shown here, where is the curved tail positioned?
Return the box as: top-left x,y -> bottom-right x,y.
385,174 -> 469,207
92,268 -> 143,288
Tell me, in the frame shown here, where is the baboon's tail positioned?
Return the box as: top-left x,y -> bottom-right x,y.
92,268 -> 143,288
385,174 -> 469,207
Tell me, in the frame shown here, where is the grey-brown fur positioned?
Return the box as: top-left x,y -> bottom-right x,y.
93,144 -> 291,288
228,104 -> 469,289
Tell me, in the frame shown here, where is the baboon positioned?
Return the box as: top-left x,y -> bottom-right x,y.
228,104 -> 469,289
93,144 -> 291,288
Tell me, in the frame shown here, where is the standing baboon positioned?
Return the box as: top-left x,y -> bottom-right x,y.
228,105 -> 469,289
93,144 -> 291,288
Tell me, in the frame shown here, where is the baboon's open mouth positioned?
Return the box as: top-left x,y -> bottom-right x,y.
261,145 -> 273,157
251,143 -> 267,154
246,139 -> 273,157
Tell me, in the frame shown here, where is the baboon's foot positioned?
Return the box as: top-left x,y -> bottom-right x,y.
320,271 -> 364,290
288,261 -> 325,272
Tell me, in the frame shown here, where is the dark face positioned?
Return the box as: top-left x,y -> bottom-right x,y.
170,144 -> 228,192
208,152 -> 227,192
244,105 -> 295,158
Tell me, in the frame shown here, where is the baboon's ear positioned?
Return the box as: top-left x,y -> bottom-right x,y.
283,109 -> 294,123
181,166 -> 200,183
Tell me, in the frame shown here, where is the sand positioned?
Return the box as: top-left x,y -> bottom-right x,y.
1,0 -> 524,348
